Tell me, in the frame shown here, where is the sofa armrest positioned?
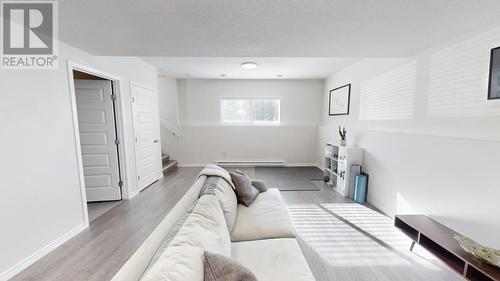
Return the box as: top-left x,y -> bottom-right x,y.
251,180 -> 269,192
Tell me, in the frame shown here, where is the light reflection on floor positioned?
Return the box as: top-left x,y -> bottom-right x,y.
288,203 -> 462,281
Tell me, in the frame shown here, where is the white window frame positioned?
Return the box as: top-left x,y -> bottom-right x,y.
220,98 -> 281,125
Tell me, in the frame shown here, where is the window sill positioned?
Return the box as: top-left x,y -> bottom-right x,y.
220,122 -> 281,127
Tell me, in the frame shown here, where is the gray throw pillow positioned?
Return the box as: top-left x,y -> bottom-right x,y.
203,251 -> 258,281
229,172 -> 259,207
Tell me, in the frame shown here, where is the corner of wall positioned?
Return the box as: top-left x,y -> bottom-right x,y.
0,223 -> 88,281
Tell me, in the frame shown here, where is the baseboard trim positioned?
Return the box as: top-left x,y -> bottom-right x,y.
178,162 -> 320,168
127,190 -> 140,200
314,163 -> 324,171
0,223 -> 88,281
177,163 -> 210,168
216,160 -> 285,167
285,163 -> 321,168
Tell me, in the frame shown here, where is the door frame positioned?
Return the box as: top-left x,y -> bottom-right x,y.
67,60 -> 129,225
130,81 -> 163,192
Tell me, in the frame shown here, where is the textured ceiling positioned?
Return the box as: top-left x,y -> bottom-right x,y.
59,0 -> 500,57
143,57 -> 357,79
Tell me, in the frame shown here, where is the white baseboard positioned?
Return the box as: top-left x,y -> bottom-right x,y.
127,190 -> 140,200
216,160 -> 285,167
285,163 -> 321,168
314,163 -> 325,171
178,162 -> 320,168
0,223 -> 88,281
177,163 -> 210,168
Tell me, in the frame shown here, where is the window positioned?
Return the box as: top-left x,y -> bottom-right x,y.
221,98 -> 280,124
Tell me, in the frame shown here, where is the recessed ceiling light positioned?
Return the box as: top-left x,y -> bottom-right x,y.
241,62 -> 258,69
220,74 -> 227,78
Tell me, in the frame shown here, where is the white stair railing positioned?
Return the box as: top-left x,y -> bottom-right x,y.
160,120 -> 181,137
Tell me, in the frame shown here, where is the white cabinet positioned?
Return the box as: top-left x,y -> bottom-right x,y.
324,143 -> 363,198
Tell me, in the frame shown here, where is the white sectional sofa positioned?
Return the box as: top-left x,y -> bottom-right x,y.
111,169 -> 316,281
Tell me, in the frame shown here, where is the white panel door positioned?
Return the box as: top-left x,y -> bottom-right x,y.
131,83 -> 161,191
75,80 -> 122,202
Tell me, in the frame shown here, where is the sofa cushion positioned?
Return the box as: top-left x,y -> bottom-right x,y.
230,188 -> 295,242
200,176 -> 238,232
198,164 -> 236,189
142,212 -> 191,275
203,251 -> 258,281
229,172 -> 259,207
231,238 -> 316,281
141,195 -> 230,281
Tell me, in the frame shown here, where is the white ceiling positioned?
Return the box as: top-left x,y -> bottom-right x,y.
143,57 -> 357,79
59,0 -> 500,58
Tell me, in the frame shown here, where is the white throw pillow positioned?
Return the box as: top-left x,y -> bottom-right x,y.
141,195 -> 231,281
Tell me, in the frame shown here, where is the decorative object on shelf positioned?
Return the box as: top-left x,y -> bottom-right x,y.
339,126 -> 347,146
329,84 -> 351,115
488,46 -> 500,100
454,234 -> 500,268
324,145 -> 333,158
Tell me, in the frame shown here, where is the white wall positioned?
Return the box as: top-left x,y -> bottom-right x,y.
158,77 -> 180,127
158,77 -> 181,155
318,27 -> 500,248
178,79 -> 323,126
159,79 -> 323,165
0,42 -> 157,279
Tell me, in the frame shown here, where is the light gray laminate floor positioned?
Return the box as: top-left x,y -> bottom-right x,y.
13,167 -> 463,281
87,201 -> 122,222
12,167 -> 202,281
281,177 -> 463,281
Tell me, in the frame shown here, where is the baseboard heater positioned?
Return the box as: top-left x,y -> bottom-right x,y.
215,160 -> 285,167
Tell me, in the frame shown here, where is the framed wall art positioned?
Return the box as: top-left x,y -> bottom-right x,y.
329,84 -> 351,116
488,46 -> 500,100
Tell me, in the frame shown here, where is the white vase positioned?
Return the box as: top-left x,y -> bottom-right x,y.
340,139 -> 346,146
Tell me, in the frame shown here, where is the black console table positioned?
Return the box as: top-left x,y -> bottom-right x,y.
395,215 -> 500,281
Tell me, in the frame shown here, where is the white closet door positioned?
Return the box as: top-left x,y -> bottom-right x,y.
75,80 -> 122,202
131,83 -> 161,191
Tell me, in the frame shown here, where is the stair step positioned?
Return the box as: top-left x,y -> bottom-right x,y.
162,154 -> 170,165
162,160 -> 178,176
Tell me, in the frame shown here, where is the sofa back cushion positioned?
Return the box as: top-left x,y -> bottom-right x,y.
200,176 -> 238,232
142,211 -> 191,275
111,176 -> 208,281
141,195 -> 231,281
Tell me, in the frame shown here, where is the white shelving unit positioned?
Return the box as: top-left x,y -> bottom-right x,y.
324,143 -> 364,198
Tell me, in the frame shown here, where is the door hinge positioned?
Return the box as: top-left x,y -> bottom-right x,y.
132,97 -> 135,103
137,175 -> 141,181
111,94 -> 117,101
135,137 -> 138,143
115,139 -> 120,145
118,180 -> 123,187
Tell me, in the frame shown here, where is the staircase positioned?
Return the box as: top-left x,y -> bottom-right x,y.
162,153 -> 178,176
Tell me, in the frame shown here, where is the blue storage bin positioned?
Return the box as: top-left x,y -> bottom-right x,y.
354,173 -> 368,203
